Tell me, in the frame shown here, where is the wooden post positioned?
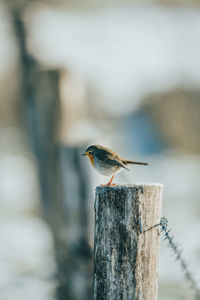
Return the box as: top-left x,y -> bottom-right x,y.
55,145 -> 93,300
94,184 -> 163,300
10,8 -> 93,300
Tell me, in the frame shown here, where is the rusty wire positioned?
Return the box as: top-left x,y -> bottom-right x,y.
153,217 -> 200,300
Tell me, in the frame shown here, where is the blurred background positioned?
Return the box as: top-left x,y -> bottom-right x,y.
0,0 -> 200,299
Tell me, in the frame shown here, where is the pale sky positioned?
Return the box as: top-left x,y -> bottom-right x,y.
26,5 -> 200,114
1,4 -> 200,114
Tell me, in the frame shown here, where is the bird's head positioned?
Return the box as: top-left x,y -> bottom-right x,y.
82,145 -> 99,156
82,145 -> 101,165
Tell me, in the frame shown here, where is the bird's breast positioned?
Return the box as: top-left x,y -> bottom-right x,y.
93,158 -> 121,176
88,153 -> 95,166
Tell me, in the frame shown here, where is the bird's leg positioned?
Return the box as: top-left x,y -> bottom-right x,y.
100,175 -> 116,187
106,175 -> 115,186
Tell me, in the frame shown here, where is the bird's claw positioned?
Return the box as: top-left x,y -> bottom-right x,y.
100,183 -> 116,187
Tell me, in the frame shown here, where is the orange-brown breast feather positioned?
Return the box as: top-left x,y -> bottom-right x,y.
87,153 -> 95,166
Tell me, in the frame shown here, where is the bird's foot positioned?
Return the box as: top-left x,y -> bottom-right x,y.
100,175 -> 115,187
100,183 -> 116,187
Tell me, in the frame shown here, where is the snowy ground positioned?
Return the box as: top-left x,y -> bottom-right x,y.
0,149 -> 199,300
0,152 -> 56,300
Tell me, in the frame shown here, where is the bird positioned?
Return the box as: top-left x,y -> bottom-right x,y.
82,145 -> 148,186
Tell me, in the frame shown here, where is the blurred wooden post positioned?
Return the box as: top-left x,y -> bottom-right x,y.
10,5 -> 61,219
94,184 -> 163,300
55,145 -> 93,300
11,8 -> 93,300
56,72 -> 93,300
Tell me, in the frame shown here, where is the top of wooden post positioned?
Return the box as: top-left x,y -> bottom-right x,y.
96,183 -> 163,193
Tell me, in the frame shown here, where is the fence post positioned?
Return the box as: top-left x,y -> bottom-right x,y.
11,6 -> 93,300
94,184 -> 163,300
55,145 -> 93,300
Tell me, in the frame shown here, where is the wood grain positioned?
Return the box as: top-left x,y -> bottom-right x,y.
94,184 -> 163,300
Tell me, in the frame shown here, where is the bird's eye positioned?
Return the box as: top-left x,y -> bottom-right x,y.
88,151 -> 92,154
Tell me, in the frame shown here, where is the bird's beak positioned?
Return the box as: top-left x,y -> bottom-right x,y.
82,152 -> 87,156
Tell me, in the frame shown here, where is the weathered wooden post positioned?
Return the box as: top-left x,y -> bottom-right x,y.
55,145 -> 93,300
94,184 -> 163,300
10,7 -> 93,299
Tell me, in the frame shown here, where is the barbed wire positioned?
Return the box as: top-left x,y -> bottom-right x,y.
147,217 -> 200,300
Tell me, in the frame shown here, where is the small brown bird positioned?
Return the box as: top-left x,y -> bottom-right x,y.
82,145 -> 148,186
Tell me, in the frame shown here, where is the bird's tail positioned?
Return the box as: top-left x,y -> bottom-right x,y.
123,159 -> 149,166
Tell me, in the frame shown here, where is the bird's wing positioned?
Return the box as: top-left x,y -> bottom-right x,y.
95,149 -> 110,161
96,150 -> 129,170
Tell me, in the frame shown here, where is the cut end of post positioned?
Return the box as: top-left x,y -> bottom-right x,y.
96,183 -> 164,192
